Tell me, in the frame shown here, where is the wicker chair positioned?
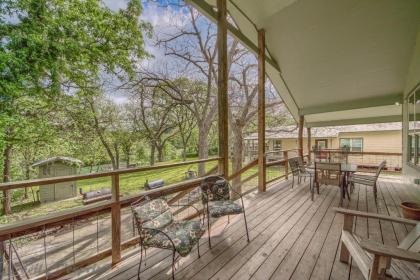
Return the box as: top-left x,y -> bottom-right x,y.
131,196 -> 205,279
288,157 -> 313,189
200,176 -> 250,248
348,161 -> 386,199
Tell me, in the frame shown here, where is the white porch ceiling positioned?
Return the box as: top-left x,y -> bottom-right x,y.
189,0 -> 420,127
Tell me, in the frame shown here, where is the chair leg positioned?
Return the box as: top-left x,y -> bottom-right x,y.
242,209 -> 250,243
207,212 -> 212,249
197,240 -> 201,258
137,245 -> 143,280
291,175 -> 294,188
373,183 -> 377,200
171,250 -> 176,280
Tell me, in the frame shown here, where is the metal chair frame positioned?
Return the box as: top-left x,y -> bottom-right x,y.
131,195 -> 203,280
200,175 -> 250,248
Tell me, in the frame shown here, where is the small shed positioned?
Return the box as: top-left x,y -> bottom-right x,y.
32,157 -> 82,202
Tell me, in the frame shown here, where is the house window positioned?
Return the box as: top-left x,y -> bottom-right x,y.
339,138 -> 363,152
407,86 -> 420,167
315,139 -> 328,149
273,140 -> 282,150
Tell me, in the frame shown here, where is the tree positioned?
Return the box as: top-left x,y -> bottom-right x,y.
127,87 -> 179,165
228,54 -> 284,194
173,104 -> 197,161
0,0 -> 150,214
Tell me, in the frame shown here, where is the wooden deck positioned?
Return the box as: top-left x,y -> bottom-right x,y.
77,177 -> 420,280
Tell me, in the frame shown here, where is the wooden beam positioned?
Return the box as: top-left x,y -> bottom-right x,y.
111,174 -> 121,266
306,115 -> 402,128
217,0 -> 229,178
298,93 -> 403,116
258,29 -> 266,193
298,115 -> 304,160
307,127 -> 311,162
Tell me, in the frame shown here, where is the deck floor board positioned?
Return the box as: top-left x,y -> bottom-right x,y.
78,177 -> 420,280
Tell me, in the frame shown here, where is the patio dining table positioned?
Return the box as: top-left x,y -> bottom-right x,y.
307,163 -> 358,200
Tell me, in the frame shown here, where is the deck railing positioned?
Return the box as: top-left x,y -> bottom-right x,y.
0,158 -> 220,279
312,149 -> 402,173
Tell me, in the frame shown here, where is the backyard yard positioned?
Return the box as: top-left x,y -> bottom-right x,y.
0,159 -> 285,224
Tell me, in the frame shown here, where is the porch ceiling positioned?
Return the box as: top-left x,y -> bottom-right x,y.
188,0 -> 420,126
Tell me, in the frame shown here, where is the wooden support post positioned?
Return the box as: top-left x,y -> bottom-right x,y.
298,115 -> 304,160
307,127 -> 311,162
283,151 -> 288,180
217,0 -> 229,178
111,174 -> 121,266
258,29 -> 266,193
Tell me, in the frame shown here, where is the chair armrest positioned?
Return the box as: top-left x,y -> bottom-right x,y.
333,207 -> 418,226
360,239 -> 420,263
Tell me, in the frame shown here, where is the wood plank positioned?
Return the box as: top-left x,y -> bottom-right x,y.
111,174 -> 121,266
269,189 -> 340,279
103,181 -> 300,280
185,186 -> 314,280
329,184 -> 361,280
305,212 -> 343,280
248,188 -> 336,279
225,188 -> 334,280
258,28 -> 266,192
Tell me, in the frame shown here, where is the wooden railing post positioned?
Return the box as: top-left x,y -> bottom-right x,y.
257,28 -> 266,192
217,0 -> 229,178
307,127 -> 311,162
111,174 -> 121,266
283,151 -> 289,180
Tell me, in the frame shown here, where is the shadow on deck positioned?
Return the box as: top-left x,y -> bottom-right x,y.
71,176 -> 420,280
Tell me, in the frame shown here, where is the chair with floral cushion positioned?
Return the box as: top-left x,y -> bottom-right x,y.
131,196 -> 205,280
200,175 -> 250,248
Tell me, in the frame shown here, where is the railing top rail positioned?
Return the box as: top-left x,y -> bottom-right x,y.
314,150 -> 402,156
0,176 -> 212,238
0,157 -> 221,191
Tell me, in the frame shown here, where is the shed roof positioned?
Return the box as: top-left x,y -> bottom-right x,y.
244,122 -> 401,140
32,157 -> 83,168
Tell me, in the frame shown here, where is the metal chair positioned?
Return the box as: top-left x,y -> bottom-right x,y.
131,195 -> 205,279
200,176 -> 250,248
348,161 -> 386,199
288,157 -> 313,189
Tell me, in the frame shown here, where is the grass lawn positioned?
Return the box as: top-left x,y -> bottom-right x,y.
0,159 -> 285,225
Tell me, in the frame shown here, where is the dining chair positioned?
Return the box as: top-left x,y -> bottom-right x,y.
348,160 -> 386,199
131,196 -> 205,279
200,176 -> 249,248
314,162 -> 344,204
288,157 -> 313,189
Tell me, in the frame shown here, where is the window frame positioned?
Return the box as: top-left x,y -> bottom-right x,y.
339,138 -> 364,152
406,84 -> 420,168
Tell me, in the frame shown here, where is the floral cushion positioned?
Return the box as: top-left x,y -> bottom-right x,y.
133,199 -> 173,235
143,220 -> 205,257
208,200 -> 243,218
202,179 -> 230,202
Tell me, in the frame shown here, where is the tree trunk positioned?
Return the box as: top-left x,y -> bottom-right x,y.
24,164 -> 30,199
231,126 -> 244,197
197,127 -> 209,176
182,143 -> 187,162
2,145 -> 12,215
114,143 -> 119,170
125,147 -> 131,167
149,143 -> 155,166
156,145 -> 164,162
